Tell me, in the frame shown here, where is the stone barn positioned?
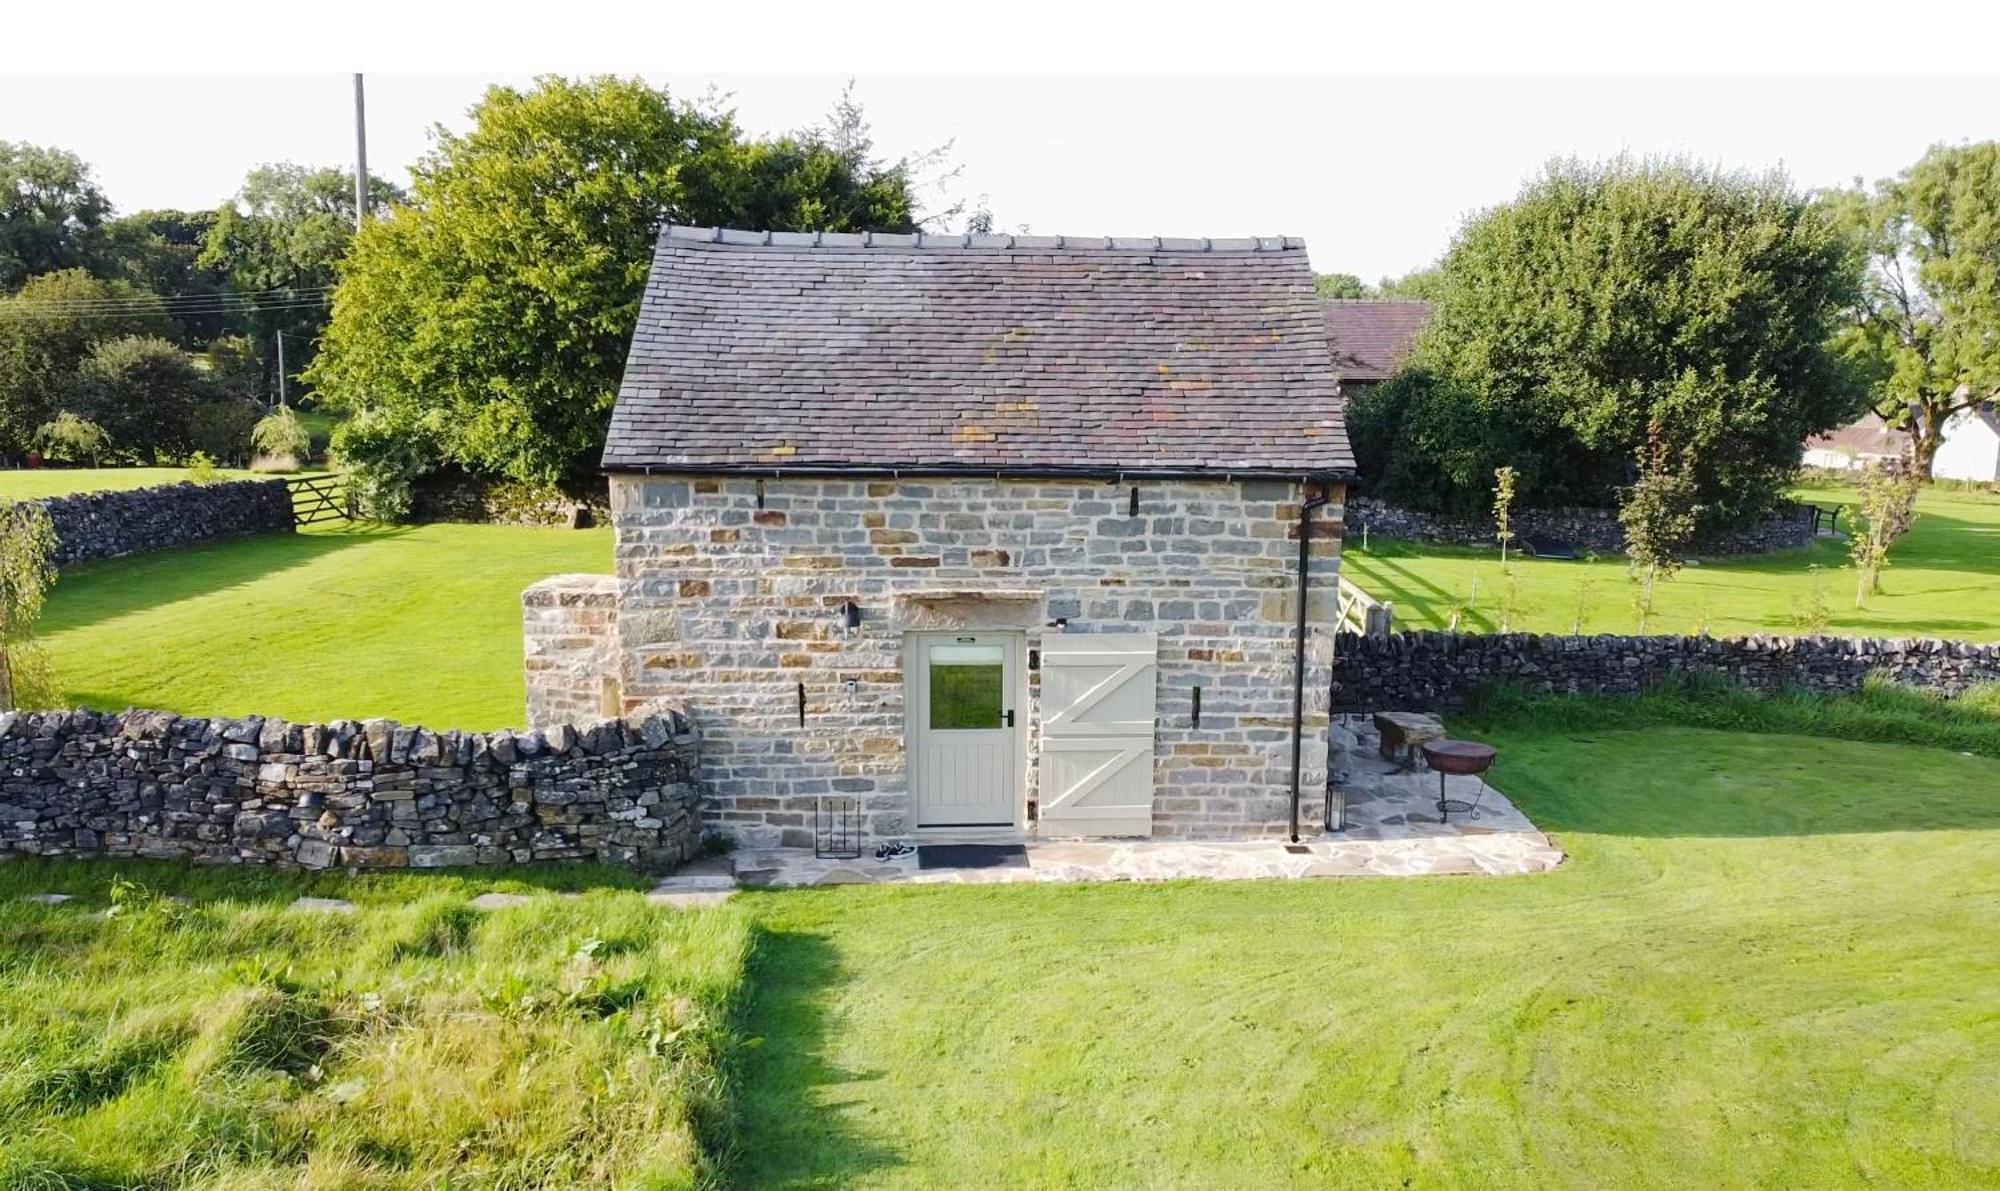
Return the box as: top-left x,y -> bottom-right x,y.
525,227 -> 1354,848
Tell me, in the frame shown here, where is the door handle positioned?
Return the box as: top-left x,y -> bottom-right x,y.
1002,709 -> 1016,728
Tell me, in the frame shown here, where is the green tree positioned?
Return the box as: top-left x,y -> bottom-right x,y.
1352,158 -> 1864,529
0,503 -> 57,710
1314,272 -> 1372,300
33,411 -> 109,464
250,404 -> 309,461
309,76 -> 928,498
0,143 -> 109,291
90,208 -> 230,346
1374,267 -> 1444,300
0,270 -> 177,455
199,163 -> 405,398
64,336 -> 204,463
1825,142 -> 2000,480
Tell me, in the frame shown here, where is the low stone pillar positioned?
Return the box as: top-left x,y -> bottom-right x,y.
523,574 -> 621,729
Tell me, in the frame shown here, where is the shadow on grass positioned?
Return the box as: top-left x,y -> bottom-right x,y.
41,526 -> 407,636
731,919 -> 903,1188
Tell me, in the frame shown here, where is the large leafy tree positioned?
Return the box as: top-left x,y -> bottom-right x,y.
1825,142 -> 2000,479
1351,158 -> 1864,527
200,164 -> 405,397
0,270 -> 177,455
90,208 -> 230,346
0,143 -> 110,291
309,76 -> 927,496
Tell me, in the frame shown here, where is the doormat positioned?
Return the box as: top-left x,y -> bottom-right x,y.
917,843 -> 1030,870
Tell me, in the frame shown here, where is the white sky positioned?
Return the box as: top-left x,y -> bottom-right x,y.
5,66 -> 1998,281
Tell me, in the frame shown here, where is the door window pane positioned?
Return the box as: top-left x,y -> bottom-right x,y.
929,644 -> 1004,730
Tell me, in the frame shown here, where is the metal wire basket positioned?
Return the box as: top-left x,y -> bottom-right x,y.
815,796 -> 862,859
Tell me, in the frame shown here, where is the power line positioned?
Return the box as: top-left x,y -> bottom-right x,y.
2,287 -> 335,312
0,299 -> 331,321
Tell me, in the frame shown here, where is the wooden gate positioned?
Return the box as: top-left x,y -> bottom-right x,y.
284,474 -> 351,526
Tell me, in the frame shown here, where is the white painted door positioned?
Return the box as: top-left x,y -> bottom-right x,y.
908,633 -> 1023,829
1038,633 -> 1158,836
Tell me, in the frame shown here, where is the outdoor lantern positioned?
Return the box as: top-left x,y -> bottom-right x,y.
842,600 -> 862,630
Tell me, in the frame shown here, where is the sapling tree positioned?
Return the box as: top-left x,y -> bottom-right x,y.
0,504 -> 57,710
1617,427 -> 1701,632
1493,465 -> 1518,569
1850,457 -> 1920,607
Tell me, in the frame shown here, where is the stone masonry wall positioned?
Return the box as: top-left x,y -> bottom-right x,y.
1346,496 -> 1816,557
1333,630 -> 2000,711
600,475 -> 1343,845
18,478 -> 295,567
524,574 -> 623,728
0,706 -> 700,871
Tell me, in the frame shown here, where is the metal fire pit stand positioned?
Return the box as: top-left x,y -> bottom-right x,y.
1421,740 -> 1498,824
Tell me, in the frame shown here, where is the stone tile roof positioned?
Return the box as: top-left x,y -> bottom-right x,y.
603,227 -> 1353,478
1805,411 -> 1908,458
1320,299 -> 1431,382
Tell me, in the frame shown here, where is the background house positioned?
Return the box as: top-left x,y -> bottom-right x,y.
1320,299 -> 1431,395
1804,405 -> 2000,483
526,227 -> 1353,847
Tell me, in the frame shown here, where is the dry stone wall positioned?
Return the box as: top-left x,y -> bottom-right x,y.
18,478 -> 294,566
1346,496 -> 1816,556
1333,630 -> 2000,711
0,706 -> 700,871
586,474 -> 1344,846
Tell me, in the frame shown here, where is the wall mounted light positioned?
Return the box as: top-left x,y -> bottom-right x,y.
1192,685 -> 1202,728
842,600 -> 862,631
1129,485 -> 1140,516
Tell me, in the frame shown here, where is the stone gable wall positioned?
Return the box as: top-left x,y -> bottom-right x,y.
0,706 -> 700,871
1346,496 -> 1816,556
597,474 -> 1344,845
1333,630 -> 2000,711
17,478 -> 295,567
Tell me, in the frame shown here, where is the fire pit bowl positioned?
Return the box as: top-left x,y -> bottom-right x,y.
1420,739 -> 1497,823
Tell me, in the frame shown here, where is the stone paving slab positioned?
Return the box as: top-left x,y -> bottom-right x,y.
469,892 -> 535,910
289,897 -> 355,914
645,889 -> 736,909
25,893 -> 75,905
732,717 -> 1562,888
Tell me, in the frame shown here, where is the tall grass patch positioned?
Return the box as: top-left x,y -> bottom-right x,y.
0,863 -> 752,1190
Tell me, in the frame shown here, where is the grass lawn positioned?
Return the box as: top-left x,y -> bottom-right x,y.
736,689 -> 2000,1188
2,687 -> 1996,1185
0,863 -> 751,1189
41,523 -> 610,731
0,467 -> 310,499
1344,482 -> 2000,641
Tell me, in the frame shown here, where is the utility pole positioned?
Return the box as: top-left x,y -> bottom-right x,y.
275,331 -> 287,408
353,73 -> 369,230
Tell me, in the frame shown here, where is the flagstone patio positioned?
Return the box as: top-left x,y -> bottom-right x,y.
725,717 -> 1565,888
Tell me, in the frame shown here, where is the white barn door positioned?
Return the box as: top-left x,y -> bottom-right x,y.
1038,633 -> 1158,837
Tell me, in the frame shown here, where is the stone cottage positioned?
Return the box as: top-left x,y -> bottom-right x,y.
525,226 -> 1354,847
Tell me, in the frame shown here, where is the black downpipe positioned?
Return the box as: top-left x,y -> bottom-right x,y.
1290,487 -> 1331,842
